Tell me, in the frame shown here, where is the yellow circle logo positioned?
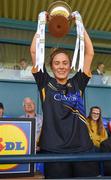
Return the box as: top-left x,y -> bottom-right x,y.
0,124 -> 28,171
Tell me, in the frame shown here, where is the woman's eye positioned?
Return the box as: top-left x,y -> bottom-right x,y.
64,62 -> 68,65
54,62 -> 59,65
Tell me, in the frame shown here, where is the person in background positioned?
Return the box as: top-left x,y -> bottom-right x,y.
92,63 -> 105,75
90,63 -> 107,85
21,97 -> 43,149
21,97 -> 44,177
30,26 -> 99,178
100,121 -> 111,176
0,102 -> 4,117
19,58 -> 33,79
87,106 -> 108,148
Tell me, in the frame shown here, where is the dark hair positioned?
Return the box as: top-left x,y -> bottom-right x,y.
50,48 -> 72,67
19,58 -> 27,63
97,62 -> 104,68
0,102 -> 4,109
88,106 -> 103,135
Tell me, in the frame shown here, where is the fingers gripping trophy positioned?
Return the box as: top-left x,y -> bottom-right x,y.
35,1 -> 85,73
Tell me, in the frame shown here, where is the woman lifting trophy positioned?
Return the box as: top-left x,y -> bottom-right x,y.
30,1 -> 99,178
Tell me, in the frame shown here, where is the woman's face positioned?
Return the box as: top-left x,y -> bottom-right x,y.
51,53 -> 71,84
91,108 -> 100,122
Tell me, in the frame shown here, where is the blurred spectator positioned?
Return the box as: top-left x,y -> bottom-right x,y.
21,97 -> 43,150
89,63 -> 107,85
19,58 -> 33,79
0,102 -> 4,117
92,63 -> 105,75
100,131 -> 111,176
108,121 -> 111,135
21,97 -> 44,176
0,103 -> 11,118
87,106 -> 108,147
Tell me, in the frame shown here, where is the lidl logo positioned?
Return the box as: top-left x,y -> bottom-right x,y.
0,124 -> 28,171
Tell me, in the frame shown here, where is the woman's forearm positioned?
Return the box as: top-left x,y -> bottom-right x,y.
83,30 -> 94,75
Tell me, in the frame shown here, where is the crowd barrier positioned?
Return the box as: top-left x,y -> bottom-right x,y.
1,153 -> 111,164
1,153 -> 111,179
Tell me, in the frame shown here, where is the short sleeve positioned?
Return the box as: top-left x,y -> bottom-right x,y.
71,70 -> 90,93
32,66 -> 50,91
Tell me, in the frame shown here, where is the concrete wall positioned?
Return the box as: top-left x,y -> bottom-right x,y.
0,79 -> 42,117
85,85 -> 111,118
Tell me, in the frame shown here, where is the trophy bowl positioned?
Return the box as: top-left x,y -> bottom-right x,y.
47,1 -> 72,38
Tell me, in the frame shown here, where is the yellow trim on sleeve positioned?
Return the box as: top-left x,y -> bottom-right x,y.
42,88 -> 46,101
83,71 -> 92,78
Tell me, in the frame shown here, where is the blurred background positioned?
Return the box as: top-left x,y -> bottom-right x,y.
0,0 -> 111,73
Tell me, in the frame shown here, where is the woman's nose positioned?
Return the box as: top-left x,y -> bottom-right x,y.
59,63 -> 64,68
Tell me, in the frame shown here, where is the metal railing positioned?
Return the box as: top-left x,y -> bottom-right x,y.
0,152 -> 111,164
0,153 -> 111,179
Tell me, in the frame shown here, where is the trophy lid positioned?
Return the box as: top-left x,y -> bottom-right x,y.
47,1 -> 72,18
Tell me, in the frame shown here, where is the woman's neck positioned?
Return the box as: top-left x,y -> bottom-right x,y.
56,79 -> 67,85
